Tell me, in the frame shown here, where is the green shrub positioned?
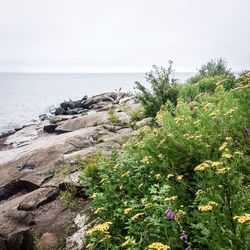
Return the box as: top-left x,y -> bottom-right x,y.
81,83 -> 250,249
135,61 -> 179,118
179,76 -> 236,102
188,58 -> 234,84
128,107 -> 144,122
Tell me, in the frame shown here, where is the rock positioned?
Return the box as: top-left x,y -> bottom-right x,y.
60,102 -> 69,110
39,114 -> 49,121
49,115 -> 74,124
65,108 -> 85,115
39,232 -> 59,250
55,107 -> 66,116
0,230 -> 34,250
81,98 -> 95,109
81,95 -> 88,102
55,111 -> 109,132
66,214 -> 89,250
134,117 -> 153,129
43,124 -> 57,133
4,125 -> 39,148
18,187 -> 58,211
69,101 -> 83,109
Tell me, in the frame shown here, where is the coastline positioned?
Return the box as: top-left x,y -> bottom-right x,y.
0,91 -> 149,249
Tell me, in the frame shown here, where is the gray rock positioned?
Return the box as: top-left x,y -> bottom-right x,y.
55,107 -> 66,115
43,124 -> 57,133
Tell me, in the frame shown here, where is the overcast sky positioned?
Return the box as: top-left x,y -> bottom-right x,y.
0,0 -> 249,73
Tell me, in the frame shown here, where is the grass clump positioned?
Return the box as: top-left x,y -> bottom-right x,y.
81,81 -> 250,249
108,107 -> 121,124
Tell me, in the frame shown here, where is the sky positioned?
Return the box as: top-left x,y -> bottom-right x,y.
0,0 -> 249,73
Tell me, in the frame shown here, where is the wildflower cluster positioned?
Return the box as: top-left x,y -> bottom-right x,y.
81,74 -> 250,249
87,221 -> 112,235
233,213 -> 250,224
148,242 -> 170,250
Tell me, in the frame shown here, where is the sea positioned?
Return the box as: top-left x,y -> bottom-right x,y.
0,72 -> 193,134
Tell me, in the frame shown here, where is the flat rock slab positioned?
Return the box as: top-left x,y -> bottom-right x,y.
18,187 -> 58,211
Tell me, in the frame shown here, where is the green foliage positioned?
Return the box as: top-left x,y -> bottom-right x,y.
179,76 -> 236,102
81,82 -> 250,249
33,235 -> 40,250
237,71 -> 250,86
128,107 -> 144,122
135,61 -> 179,118
59,185 -> 80,210
108,107 -> 121,124
188,58 -> 234,84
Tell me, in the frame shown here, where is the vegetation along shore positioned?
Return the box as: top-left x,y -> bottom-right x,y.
0,58 -> 249,250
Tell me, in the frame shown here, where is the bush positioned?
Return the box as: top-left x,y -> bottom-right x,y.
188,58 -> 234,84
135,61 -> 179,118
179,76 -> 236,102
81,83 -> 250,249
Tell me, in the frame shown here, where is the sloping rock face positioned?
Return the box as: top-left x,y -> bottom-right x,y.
0,92 -> 145,249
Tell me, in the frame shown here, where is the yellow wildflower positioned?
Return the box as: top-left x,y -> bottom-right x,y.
100,178 -> 107,183
113,163 -> 119,169
120,236 -> 136,248
209,111 -> 217,117
138,183 -> 144,188
225,137 -> 232,141
224,108 -> 236,116
98,234 -> 111,243
195,135 -> 202,140
94,207 -> 104,214
208,201 -> 218,206
124,208 -> 133,215
186,135 -> 195,140
121,171 -> 130,177
164,196 -> 177,201
196,190 -> 205,196
141,156 -> 150,164
155,173 -> 161,179
198,204 -> 213,212
194,162 -> 210,171
87,221 -> 112,235
195,93 -> 203,100
158,153 -> 164,159
211,161 -> 223,167
222,153 -> 232,159
234,151 -> 243,156
176,209 -> 185,218
233,213 -> 250,223
90,193 -> 97,199
145,203 -> 152,209
167,174 -> 174,179
177,175 -> 183,181
131,212 -> 144,221
194,120 -> 201,125
174,117 -> 184,124
198,201 -> 217,212
148,242 -> 170,250
86,243 -> 94,249
219,142 -> 227,152
216,167 -> 230,174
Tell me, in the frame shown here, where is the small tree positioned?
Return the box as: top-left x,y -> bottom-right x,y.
135,61 -> 179,117
188,58 -> 234,84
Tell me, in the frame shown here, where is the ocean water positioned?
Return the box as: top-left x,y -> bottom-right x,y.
0,72 -> 193,133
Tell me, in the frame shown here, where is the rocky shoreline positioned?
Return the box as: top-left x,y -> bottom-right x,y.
0,91 -> 151,250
